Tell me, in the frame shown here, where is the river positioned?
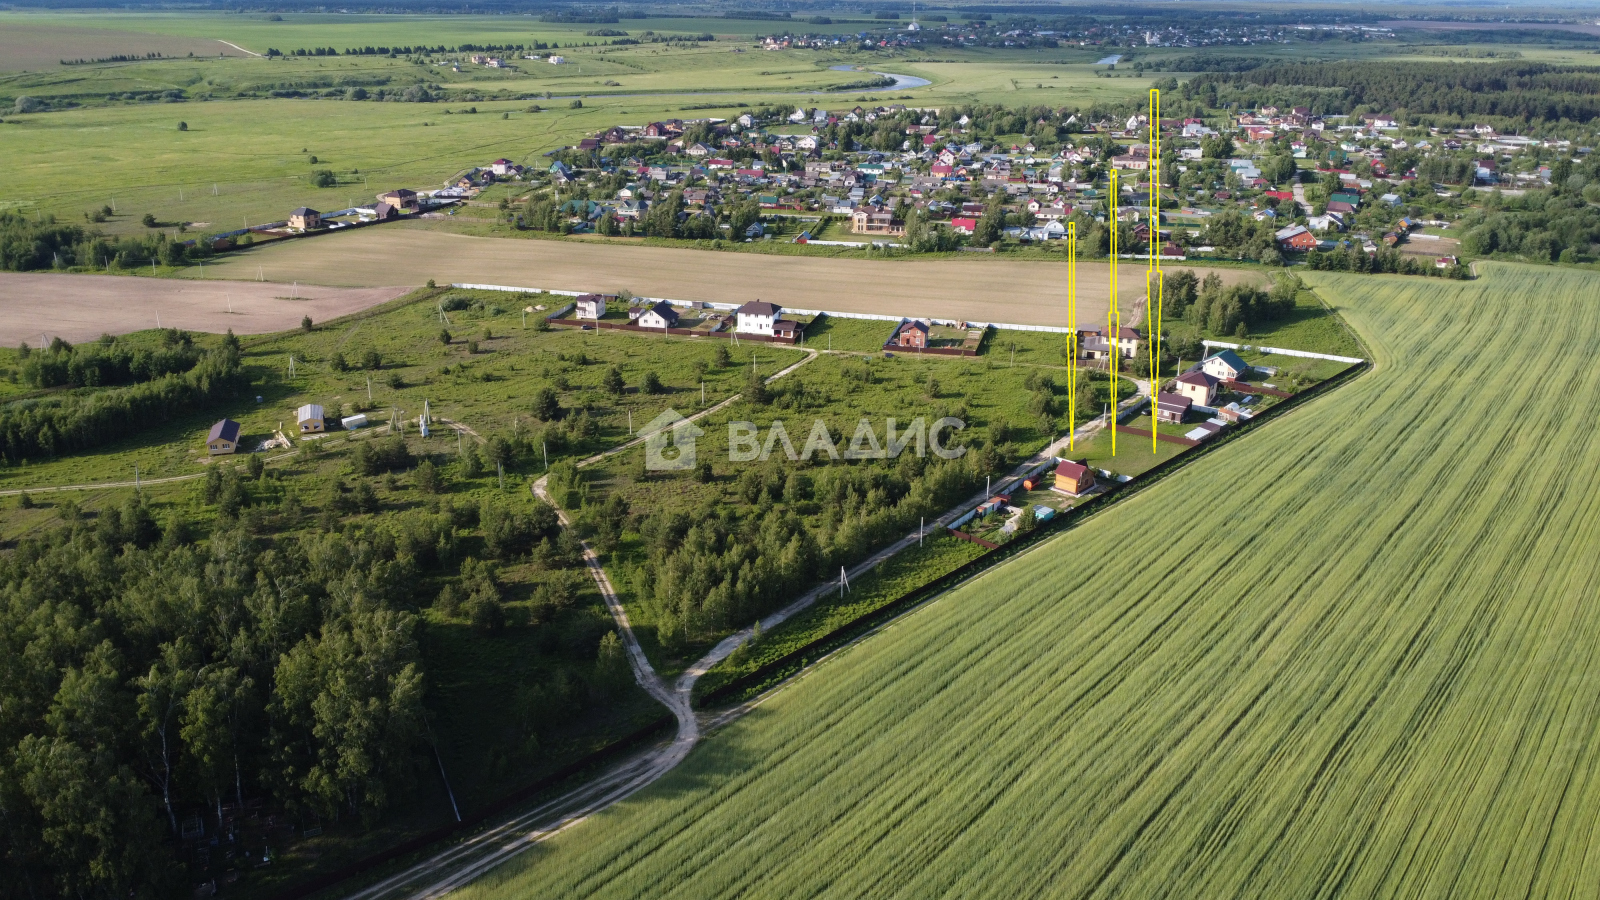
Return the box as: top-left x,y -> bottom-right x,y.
828,64 -> 933,89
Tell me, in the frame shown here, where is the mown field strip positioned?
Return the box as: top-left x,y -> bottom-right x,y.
454,262 -> 1600,899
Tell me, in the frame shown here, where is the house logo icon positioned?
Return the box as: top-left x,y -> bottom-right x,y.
642,409 -> 703,472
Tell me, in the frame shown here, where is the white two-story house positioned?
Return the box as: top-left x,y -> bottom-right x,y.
735,300 -> 783,336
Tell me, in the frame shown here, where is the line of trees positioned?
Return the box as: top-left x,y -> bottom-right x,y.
1187,61 -> 1600,125
0,212 -> 212,273
19,331 -> 202,389
0,339 -> 246,462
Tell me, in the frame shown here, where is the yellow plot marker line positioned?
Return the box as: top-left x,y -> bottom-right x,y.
1068,221 -> 1078,449
1148,88 -> 1163,455
1109,167 -> 1119,457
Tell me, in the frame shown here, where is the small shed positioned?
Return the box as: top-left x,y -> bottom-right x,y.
341,413 -> 369,430
1155,392 -> 1193,424
207,419 -> 241,455
296,404 -> 326,434
1052,460 -> 1095,497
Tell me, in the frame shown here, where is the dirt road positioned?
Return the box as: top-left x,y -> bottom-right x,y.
192,226 -> 1259,329
0,273 -> 409,344
344,347 -> 1127,899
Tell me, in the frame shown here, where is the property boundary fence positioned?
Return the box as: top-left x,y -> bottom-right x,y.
949,530 -> 1000,550
1118,424 -> 1199,447
695,357 -> 1370,709
1202,339 -> 1364,365
544,317 -> 800,344
451,283 -> 1073,334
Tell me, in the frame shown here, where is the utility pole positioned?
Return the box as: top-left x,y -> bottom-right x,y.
497,461 -> 505,490
542,441 -> 548,470
920,516 -> 924,546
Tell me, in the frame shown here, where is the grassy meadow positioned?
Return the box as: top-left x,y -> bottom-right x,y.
449,262 -> 1600,899
0,9 -> 1176,233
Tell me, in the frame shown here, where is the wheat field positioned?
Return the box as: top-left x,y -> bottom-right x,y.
458,262 -> 1600,899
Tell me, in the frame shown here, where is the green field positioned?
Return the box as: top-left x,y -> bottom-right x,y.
0,10 -> 1177,233
451,262 -> 1600,899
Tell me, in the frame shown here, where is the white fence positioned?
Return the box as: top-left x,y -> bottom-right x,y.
1201,340 -> 1364,364
450,283 -> 1072,334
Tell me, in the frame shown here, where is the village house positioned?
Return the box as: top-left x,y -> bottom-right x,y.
574,293 -> 611,319
894,319 -> 929,349
296,404 -> 326,434
1173,371 -> 1219,406
206,419 -> 241,455
367,202 -> 398,221
288,207 -> 320,231
636,302 -> 679,330
1051,460 -> 1095,498
1080,327 -> 1143,360
851,209 -> 906,236
377,188 -> 418,210
1201,349 -> 1249,382
735,300 -> 782,336
1275,224 -> 1318,251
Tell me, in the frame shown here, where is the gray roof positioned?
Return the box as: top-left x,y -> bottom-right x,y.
737,300 -> 782,317
208,419 -> 240,443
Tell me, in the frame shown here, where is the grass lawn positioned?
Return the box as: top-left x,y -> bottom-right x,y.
1242,288 -> 1365,357
802,316 -> 897,353
1072,413 -> 1190,478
